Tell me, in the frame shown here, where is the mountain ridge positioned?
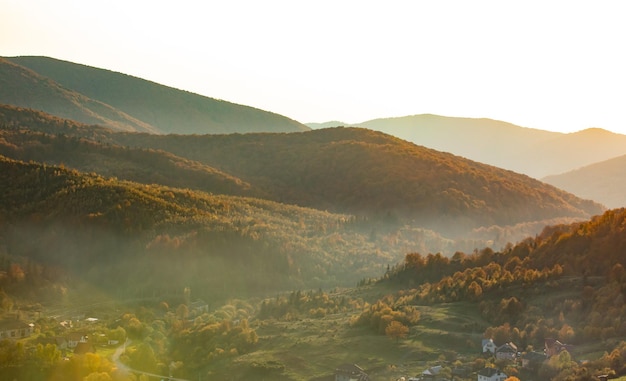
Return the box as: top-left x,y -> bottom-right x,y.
318,114 -> 626,179
0,105 -> 604,243
543,153 -> 626,209
5,56 -> 310,134
0,57 -> 160,133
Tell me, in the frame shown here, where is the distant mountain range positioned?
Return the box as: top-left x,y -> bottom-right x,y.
543,154 -> 626,209
0,105 -> 603,240
308,115 -> 626,180
2,55 -> 622,212
1,56 -> 309,134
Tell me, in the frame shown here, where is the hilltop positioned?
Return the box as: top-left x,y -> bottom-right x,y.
5,56 -> 309,134
0,58 -> 158,133
344,114 -> 626,179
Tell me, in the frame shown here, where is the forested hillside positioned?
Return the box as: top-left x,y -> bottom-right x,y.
5,56 -> 309,134
108,127 -> 604,236
0,58 -> 158,133
0,106 -> 255,197
0,155 -> 465,301
357,207 -> 626,380
0,105 -> 604,240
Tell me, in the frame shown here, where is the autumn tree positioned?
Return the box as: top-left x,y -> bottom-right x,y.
385,320 -> 409,342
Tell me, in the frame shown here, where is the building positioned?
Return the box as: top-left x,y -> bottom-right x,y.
545,338 -> 573,357
482,338 -> 497,354
495,342 -> 518,361
421,365 -> 443,380
477,367 -> 507,381
0,319 -> 33,340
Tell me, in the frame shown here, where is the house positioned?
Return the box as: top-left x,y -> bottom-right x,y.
495,342 -> 518,361
335,363 -> 370,381
0,319 -> 33,340
521,351 -> 546,370
477,367 -> 507,381
482,338 -> 497,354
66,332 -> 88,348
421,365 -> 442,380
545,338 -> 573,357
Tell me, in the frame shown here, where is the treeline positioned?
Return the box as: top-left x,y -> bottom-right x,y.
0,123 -> 253,196
257,289 -> 363,320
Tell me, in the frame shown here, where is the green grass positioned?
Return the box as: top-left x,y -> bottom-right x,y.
205,300 -> 488,381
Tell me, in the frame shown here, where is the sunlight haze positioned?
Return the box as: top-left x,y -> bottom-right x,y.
2,0 -> 624,134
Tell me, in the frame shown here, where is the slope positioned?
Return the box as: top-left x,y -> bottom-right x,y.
6,56 -> 310,134
0,105 -> 254,197
0,155 -> 399,297
543,153 -> 626,209
106,127 -> 605,236
0,58 -> 159,133
356,114 -> 626,178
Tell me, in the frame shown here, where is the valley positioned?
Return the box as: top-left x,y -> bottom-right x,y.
1,56 -> 626,381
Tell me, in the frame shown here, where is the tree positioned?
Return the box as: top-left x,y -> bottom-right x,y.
385,320 -> 409,342
468,281 -> 483,300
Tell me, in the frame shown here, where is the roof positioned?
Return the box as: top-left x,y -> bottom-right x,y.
522,351 -> 546,361
478,367 -> 506,378
0,319 -> 31,330
422,365 -> 442,376
496,342 -> 518,352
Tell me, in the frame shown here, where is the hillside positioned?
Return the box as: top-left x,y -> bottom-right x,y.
543,154 -> 626,209
354,114 -> 626,179
106,127 -> 604,236
0,105 -> 255,197
0,105 -> 605,244
0,155 -> 463,298
0,58 -> 159,133
5,56 -> 310,134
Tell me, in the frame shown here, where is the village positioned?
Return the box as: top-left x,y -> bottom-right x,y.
334,337 -> 583,381
0,308 -> 584,381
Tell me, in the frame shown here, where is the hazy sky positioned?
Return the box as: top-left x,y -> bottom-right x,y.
2,0 -> 625,134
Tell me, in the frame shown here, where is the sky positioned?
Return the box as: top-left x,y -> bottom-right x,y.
2,0 -> 625,134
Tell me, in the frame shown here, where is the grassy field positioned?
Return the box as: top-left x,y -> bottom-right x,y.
201,298 -> 491,380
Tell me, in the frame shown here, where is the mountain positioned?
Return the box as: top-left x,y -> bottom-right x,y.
0,105 -> 254,197
306,121 -> 347,129
0,155 -> 397,296
350,114 -> 626,179
5,56 -> 309,134
98,127 -> 605,236
543,154 -> 626,209
0,58 -> 159,133
0,105 -> 604,240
